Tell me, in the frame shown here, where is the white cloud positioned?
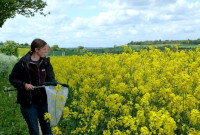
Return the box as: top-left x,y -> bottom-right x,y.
0,0 -> 200,48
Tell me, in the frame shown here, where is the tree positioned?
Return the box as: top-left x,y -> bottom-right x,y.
0,0 -> 49,27
0,41 -> 19,56
77,46 -> 87,53
0,42 -> 3,46
47,45 -> 52,56
77,46 -> 84,50
51,45 -> 59,51
186,39 -> 190,44
19,43 -> 30,48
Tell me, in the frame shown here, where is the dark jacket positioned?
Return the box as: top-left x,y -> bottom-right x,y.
9,52 -> 56,107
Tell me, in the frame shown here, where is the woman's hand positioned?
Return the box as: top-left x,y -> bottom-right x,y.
25,84 -> 34,91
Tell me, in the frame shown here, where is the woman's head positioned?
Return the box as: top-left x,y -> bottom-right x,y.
31,38 -> 48,58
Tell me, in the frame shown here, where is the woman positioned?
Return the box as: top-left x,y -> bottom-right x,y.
9,38 -> 56,135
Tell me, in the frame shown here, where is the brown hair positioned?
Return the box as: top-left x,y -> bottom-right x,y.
31,38 -> 47,52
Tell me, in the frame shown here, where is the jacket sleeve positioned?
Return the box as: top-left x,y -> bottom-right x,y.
9,61 -> 26,91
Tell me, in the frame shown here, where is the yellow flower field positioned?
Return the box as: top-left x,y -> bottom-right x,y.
50,45 -> 200,135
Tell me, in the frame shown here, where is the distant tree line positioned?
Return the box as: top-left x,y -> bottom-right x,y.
18,43 -> 30,48
88,48 -> 123,54
1,38 -> 200,56
0,41 -> 89,56
127,39 -> 200,45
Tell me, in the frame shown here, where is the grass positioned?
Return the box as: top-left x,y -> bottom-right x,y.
0,71 -> 29,135
17,48 -> 30,57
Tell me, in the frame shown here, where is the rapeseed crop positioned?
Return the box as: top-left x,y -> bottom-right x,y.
50,45 -> 200,135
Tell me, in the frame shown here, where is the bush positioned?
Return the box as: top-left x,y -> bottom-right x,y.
0,53 -> 28,135
0,41 -> 19,56
0,53 -> 18,77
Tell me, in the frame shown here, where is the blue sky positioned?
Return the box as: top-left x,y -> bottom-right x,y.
0,0 -> 200,48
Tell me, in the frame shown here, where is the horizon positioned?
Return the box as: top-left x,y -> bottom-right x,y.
1,38 -> 200,49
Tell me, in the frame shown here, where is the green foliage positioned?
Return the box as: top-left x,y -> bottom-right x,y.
0,41 -> 19,56
77,46 -> 84,50
0,86 -> 29,135
51,45 -> 60,51
0,53 -> 17,77
0,0 -> 49,27
76,46 -> 87,54
127,38 -> 200,45
44,43 -> 200,56
18,43 -> 30,48
0,53 -> 28,134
